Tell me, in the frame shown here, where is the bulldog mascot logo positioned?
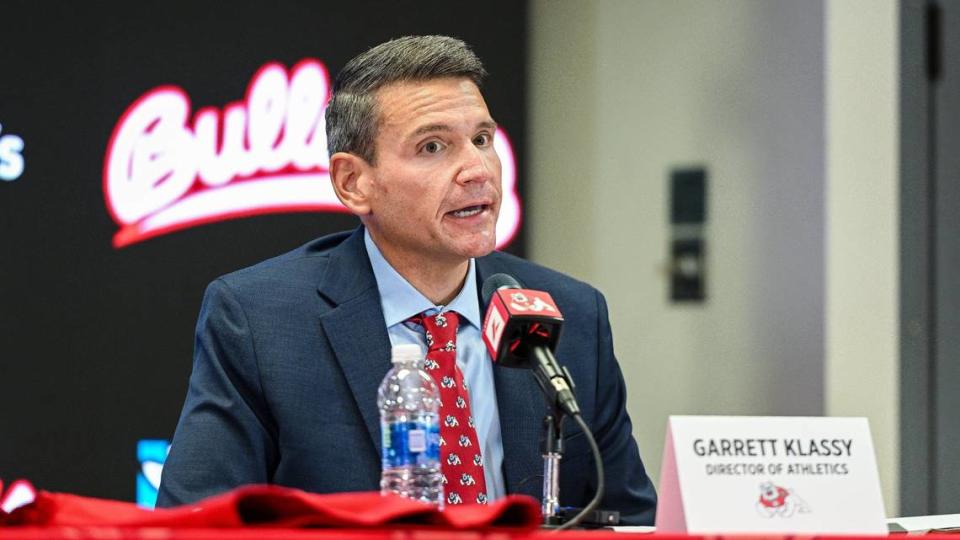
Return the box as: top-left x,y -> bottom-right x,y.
756,482 -> 811,518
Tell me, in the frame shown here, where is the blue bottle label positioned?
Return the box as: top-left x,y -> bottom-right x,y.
382,420 -> 440,467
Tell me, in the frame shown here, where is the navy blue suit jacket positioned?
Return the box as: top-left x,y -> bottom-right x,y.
156,228 -> 656,524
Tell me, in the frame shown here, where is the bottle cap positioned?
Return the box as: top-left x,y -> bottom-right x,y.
391,343 -> 423,364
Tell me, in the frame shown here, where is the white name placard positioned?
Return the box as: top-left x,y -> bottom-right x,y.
655,416 -> 887,534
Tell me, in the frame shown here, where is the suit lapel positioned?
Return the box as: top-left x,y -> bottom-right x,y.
477,255 -> 545,499
317,228 -> 393,457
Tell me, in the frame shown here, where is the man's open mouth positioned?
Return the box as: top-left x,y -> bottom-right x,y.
448,205 -> 488,218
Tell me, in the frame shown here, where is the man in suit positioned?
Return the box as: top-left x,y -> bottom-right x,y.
157,35 -> 656,524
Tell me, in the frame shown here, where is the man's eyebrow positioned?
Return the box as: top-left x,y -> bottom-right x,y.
408,120 -> 499,139
410,123 -> 452,137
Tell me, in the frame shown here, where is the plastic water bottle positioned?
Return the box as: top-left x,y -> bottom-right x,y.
378,344 -> 443,506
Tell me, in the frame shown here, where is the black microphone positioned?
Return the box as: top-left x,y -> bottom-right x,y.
481,273 -> 580,416
481,272 -> 521,304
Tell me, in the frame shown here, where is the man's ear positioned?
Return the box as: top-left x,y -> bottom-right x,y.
330,152 -> 373,215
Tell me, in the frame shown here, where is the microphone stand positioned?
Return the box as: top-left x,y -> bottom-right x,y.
530,345 -> 576,526
541,401 -> 566,525
481,278 -> 605,529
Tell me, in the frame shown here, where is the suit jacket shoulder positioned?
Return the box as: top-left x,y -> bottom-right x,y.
214,230 -> 360,301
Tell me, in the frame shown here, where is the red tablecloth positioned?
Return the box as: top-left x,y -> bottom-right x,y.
0,483 -> 539,530
1,481 -> 945,539
0,530 -> 948,540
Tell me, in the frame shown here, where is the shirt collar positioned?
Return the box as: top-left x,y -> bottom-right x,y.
364,229 -> 481,329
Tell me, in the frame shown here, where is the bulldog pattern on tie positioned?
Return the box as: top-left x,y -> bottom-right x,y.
408,310 -> 488,505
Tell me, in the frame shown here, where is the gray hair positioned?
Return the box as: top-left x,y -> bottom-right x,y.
325,35 -> 487,164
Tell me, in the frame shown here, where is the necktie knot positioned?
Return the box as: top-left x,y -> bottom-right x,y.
410,311 -> 459,353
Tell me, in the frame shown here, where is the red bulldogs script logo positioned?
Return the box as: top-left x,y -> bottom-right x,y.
104,59 -> 521,248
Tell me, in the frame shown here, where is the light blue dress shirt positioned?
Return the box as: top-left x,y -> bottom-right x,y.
364,231 -> 506,500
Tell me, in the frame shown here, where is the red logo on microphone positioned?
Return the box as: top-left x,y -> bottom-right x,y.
482,298 -> 509,359
505,291 -> 559,315
103,59 -> 522,248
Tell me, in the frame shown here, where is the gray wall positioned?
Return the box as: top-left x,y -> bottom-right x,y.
825,0 -> 899,514
528,0 -> 828,505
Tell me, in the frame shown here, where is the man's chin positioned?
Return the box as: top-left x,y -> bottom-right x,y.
448,235 -> 497,260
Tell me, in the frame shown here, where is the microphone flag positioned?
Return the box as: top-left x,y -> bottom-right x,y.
481,276 -> 564,369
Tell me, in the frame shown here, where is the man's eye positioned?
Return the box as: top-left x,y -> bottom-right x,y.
473,133 -> 492,146
422,141 -> 444,154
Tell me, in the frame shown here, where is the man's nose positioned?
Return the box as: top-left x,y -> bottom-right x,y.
455,145 -> 495,185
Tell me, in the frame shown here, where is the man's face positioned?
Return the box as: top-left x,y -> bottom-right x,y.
362,77 -> 502,266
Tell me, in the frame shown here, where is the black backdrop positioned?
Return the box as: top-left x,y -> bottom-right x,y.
0,1 -> 526,500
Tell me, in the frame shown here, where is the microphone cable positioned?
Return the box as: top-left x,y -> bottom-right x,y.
554,412 -> 604,531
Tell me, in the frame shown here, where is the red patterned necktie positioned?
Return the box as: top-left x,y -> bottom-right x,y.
408,310 -> 488,505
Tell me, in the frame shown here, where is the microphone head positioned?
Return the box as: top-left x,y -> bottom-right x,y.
481,273 -> 523,302
481,274 -> 564,369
